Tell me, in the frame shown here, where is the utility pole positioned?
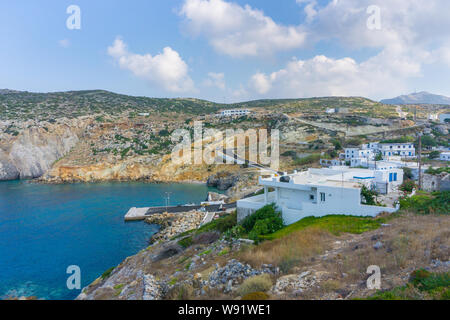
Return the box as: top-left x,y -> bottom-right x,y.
164,192 -> 172,212
418,132 -> 422,190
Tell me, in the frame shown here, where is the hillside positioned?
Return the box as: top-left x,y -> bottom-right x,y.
77,192 -> 450,301
0,89 -> 418,183
381,91 -> 450,105
0,89 -> 396,121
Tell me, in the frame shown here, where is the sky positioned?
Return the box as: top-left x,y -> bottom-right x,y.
1,0 -> 450,103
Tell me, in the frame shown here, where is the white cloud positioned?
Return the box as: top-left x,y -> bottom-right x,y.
296,0 -> 317,22
180,0 -> 307,57
203,72 -> 226,90
246,0 -> 450,99
250,73 -> 272,95
249,54 -> 420,99
107,37 -> 195,93
58,39 -> 70,48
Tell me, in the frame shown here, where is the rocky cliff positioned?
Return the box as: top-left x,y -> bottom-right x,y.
0,118 -> 87,180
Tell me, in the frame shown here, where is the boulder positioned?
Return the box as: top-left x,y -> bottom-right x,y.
207,172 -> 240,191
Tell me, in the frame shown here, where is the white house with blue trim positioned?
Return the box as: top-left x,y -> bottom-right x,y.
378,143 -> 415,158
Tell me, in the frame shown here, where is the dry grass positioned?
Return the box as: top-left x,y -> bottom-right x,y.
240,227 -> 332,272
323,213 -> 450,285
237,274 -> 273,297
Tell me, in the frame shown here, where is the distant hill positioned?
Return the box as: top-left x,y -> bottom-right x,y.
381,91 -> 450,105
0,89 -> 395,121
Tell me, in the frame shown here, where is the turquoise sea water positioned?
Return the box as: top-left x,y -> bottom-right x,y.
0,180 -> 213,300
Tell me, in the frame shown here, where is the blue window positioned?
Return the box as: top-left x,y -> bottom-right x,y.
389,173 -> 393,182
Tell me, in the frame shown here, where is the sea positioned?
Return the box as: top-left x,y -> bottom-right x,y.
0,180 -> 215,300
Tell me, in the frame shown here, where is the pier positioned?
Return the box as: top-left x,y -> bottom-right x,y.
124,203 -> 236,221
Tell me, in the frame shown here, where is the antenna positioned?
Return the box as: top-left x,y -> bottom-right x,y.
164,192 -> 172,212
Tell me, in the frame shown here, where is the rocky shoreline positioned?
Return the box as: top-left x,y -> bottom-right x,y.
146,210 -> 206,243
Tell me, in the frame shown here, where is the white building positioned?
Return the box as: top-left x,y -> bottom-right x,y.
440,152 -> 450,161
237,167 -> 401,225
325,108 -> 335,114
219,109 -> 250,117
320,159 -> 346,167
378,143 -> 415,158
345,147 -> 375,161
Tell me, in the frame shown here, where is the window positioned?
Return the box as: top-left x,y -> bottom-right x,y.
393,173 -> 397,181
309,195 -> 315,200
320,193 -> 326,202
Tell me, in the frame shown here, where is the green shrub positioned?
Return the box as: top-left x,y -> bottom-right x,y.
101,267 -> 115,280
224,225 -> 245,240
293,154 -> 321,166
241,204 -> 281,233
410,270 -> 450,292
368,270 -> 450,300
399,191 -> 449,215
241,292 -> 270,300
380,136 -> 415,144
425,166 -> 450,175
241,204 -> 284,241
177,236 -> 193,248
198,211 -> 237,234
361,186 -> 378,205
403,167 -> 413,180
410,269 -> 431,286
400,180 -> 416,193
428,151 -> 441,159
237,274 -> 273,297
248,217 -> 284,241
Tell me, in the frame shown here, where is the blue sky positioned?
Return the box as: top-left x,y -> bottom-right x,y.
1,0 -> 450,102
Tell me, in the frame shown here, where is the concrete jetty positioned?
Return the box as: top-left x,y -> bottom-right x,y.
124,203 -> 237,221
124,207 -> 151,221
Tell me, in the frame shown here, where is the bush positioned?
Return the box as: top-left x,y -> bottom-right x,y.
425,166 -> 450,175
241,292 -> 270,300
198,211 -> 237,234
403,167 -> 413,180
428,151 -> 441,159
380,136 -> 415,144
241,204 -> 284,241
101,267 -> 115,280
399,191 -> 449,215
248,217 -> 284,241
400,180 -> 416,193
241,204 -> 282,233
361,186 -> 377,205
293,154 -> 322,166
237,274 -> 273,297
177,236 -> 193,248
370,270 -> 450,300
224,225 -> 245,240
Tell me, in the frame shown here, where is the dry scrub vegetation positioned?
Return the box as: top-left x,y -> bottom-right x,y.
240,227 -> 332,273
